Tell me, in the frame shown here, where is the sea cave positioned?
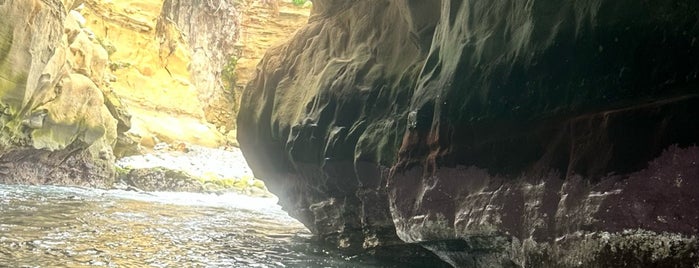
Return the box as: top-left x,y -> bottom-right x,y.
1,0 -> 698,267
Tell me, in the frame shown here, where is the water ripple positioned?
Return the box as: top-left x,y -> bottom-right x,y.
0,184 -> 421,267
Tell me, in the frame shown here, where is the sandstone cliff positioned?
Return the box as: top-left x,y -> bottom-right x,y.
78,0 -> 243,147
238,0 -> 699,266
0,0 -> 118,186
1,0 -> 310,187
157,0 -> 240,135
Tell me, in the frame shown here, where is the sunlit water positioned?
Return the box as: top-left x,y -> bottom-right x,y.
0,184 -> 412,267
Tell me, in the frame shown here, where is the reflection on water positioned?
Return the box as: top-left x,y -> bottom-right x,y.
0,184 -> 412,267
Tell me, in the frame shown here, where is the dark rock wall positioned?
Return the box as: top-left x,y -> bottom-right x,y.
239,0 -> 429,250
238,0 -> 699,266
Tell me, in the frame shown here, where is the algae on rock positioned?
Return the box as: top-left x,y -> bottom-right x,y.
0,0 -> 124,187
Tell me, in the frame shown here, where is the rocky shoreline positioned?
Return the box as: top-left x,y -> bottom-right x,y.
115,143 -> 272,197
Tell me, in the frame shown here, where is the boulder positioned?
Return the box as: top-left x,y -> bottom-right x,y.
238,0 -> 699,266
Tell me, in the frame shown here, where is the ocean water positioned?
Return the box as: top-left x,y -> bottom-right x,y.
0,184 -> 428,267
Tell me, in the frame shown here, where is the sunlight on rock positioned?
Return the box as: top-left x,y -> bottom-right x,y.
115,142 -> 273,197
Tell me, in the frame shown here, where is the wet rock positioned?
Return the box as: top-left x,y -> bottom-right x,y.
238,0 -> 699,266
0,143 -> 115,187
123,167 -> 203,192
116,144 -> 272,196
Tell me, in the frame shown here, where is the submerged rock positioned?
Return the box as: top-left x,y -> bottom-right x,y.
238,0 -> 699,266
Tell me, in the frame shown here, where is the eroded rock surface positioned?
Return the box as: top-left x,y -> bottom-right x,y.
0,0 -> 119,187
79,0 -> 243,147
157,0 -> 240,133
238,0 -> 699,266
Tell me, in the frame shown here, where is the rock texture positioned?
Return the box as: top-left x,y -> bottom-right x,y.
157,0 -> 240,133
235,0 -> 310,93
238,0 -> 699,266
0,0 -> 119,187
227,0 -> 310,144
79,0 -> 242,147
